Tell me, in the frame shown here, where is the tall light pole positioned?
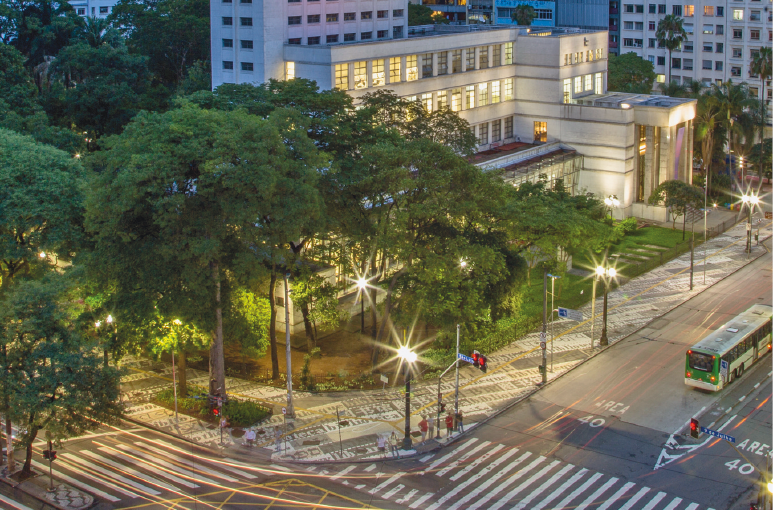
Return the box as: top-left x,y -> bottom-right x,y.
283,273 -> 295,418
397,345 -> 417,450
741,192 -> 759,254
590,272 -> 597,348
540,269 -> 547,384
356,277 -> 367,334
547,273 -> 561,372
597,265 -> 616,346
95,314 -> 115,367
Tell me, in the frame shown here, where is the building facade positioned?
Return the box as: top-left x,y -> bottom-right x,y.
69,0 -> 118,17
617,0 -> 772,113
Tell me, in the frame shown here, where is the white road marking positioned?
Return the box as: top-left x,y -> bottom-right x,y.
330,465 -> 356,480
466,456 -> 546,510
512,463 -> 574,510
116,445 -> 222,485
450,444 -> 506,481
618,487 -> 651,510
553,472 -> 603,509
134,442 -> 240,482
641,491 -> 667,510
61,453 -> 161,495
396,488 -> 418,504
0,493 -> 34,510
152,439 -> 258,479
363,464 -> 377,472
419,454 -> 435,462
596,481 -> 636,510
755,382 -> 761,388
382,483 -> 404,500
269,464 -> 291,472
408,492 -> 434,509
532,468 -> 588,510
218,459 -> 260,479
739,396 -> 746,402
80,451 -> 177,492
30,460 -> 124,502
355,484 -> 365,489
445,451 -> 531,510
575,477 -> 618,510
684,503 -> 700,510
662,497 -> 683,510
422,438 -> 479,475
103,447 -> 199,488
488,460 -> 561,510
436,441 -> 492,477
368,473 -> 402,495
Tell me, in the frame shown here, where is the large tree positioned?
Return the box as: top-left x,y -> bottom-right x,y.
512,5 -> 537,26
4,0 -> 82,66
607,52 -> 656,94
655,15 -> 688,84
751,47 -> 772,137
648,180 -> 704,237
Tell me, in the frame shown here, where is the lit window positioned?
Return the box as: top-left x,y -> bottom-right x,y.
389,57 -> 401,83
574,76 -> 582,94
594,73 -> 603,94
465,85 -> 475,109
406,55 -> 418,81
335,64 -> 348,90
491,81 -> 501,103
286,62 -> 295,80
584,74 -> 592,91
733,9 -> 743,20
563,79 -> 571,103
451,89 -> 461,112
534,121 -> 547,143
354,61 -> 367,89
503,78 -> 514,101
704,6 -> 713,15
504,42 -> 513,64
437,91 -> 448,109
421,93 -> 432,112
479,83 -> 488,106
684,5 -> 694,16
372,59 -> 385,87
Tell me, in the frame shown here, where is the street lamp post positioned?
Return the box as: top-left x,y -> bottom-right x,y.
596,265 -> 616,346
547,273 -> 561,372
95,315 -> 115,367
283,273 -> 295,418
397,345 -> 417,451
590,273 -> 597,348
356,277 -> 367,334
741,192 -> 759,254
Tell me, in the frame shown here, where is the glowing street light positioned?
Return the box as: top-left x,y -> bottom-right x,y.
741,192 -> 759,254
356,277 -> 368,334
596,265 -> 617,346
39,251 -> 46,259
398,344 -> 418,450
604,195 -> 620,220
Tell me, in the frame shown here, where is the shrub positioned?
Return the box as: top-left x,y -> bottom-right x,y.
223,399 -> 271,427
614,217 -> 638,237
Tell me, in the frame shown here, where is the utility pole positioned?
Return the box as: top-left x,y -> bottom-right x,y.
454,324 -> 460,427
590,275 -> 597,349
284,273 -> 295,418
540,269 -> 547,384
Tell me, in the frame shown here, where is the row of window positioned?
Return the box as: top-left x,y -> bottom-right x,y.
401,81 -> 515,111
223,61 -> 254,71
288,9 -> 403,24
222,39 -> 253,49
472,117 -> 516,146
76,6 -> 110,15
564,49 -> 604,66
496,8 -> 553,20
288,30 -> 396,45
562,73 -> 604,103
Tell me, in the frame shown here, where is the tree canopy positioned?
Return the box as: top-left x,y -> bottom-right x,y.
607,52 -> 656,94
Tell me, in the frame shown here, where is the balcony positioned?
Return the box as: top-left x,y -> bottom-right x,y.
609,24 -> 619,31
610,7 -> 619,14
609,41 -> 619,48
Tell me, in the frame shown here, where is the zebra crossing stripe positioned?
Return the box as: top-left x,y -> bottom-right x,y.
30,460 -> 124,503
662,498 -> 683,510
0,492 -> 34,510
80,450 -> 178,493
219,459 -> 260,479
466,456 -> 547,510
116,445 -> 221,486
449,444 -> 506,482
368,473 -> 403,495
445,451 -> 532,510
641,492 -> 667,510
134,442 -> 240,482
61,453 -> 161,495
419,454 -> 435,462
408,492 -> 434,509
532,468 -> 588,510
330,465 -> 356,480
153,440 -> 257,479
596,481 -> 636,510
575,477 -> 618,510
436,441 -> 492,477
512,463 -> 575,510
618,487 -> 651,510
363,464 -> 377,472
422,438 -> 479,475
382,483 -> 404,500
684,504 -> 700,510
396,489 -> 418,504
487,460 -> 560,510
553,472 -> 603,509
102,448 -> 199,488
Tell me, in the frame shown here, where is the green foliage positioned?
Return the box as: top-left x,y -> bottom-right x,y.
512,5 -> 537,25
648,180 -> 704,232
74,16 -> 122,48
225,287 -> 271,360
176,59 -> 211,96
223,399 -> 271,427
6,0 -> 83,66
748,139 -> 772,178
656,15 -> 688,83
607,52 -> 656,94
156,385 -> 204,411
614,217 -> 638,236
408,3 -> 436,25
299,347 -> 321,391
155,385 -> 270,425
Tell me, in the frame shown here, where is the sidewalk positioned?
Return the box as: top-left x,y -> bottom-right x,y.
118,218 -> 772,464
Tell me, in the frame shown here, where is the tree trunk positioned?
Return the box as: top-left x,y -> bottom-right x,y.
3,344 -> 13,473
209,262 -> 226,399
300,302 -> 315,352
268,269 -> 280,380
667,49 -> 671,84
21,422 -> 38,477
682,210 -> 687,240
178,350 -> 188,398
371,268 -> 406,367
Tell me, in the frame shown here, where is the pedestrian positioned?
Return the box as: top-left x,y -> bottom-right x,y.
274,426 -> 282,452
376,434 -> 387,457
445,412 -> 454,438
242,428 -> 256,447
457,410 -> 465,433
389,432 -> 400,459
427,415 -> 435,440
418,416 -> 428,443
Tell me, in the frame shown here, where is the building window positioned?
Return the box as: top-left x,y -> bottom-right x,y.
649,3 -> 656,13
648,21 -> 655,30
624,4 -> 634,12
479,83 -> 488,106
406,55 -> 418,81
377,30 -> 388,39
389,57 -> 400,82
465,85 -> 475,109
223,61 -> 234,70
672,58 -> 681,68
452,50 -> 462,73
684,42 -> 693,52
505,117 -> 513,139
327,34 -> 338,43
594,73 -> 603,94
750,10 -> 761,20
288,38 -> 301,44
717,6 -> 724,16
478,123 -> 488,145
658,4 -> 666,13
354,61 -> 367,89
563,79 -> 571,103
504,78 -> 514,101
451,88 -> 461,112
307,36 -> 320,45
534,122 -> 547,143
361,31 -> 372,40
77,8 -> 85,15
327,13 -> 338,22
361,11 -> 372,19
241,40 -> 253,49
421,53 -> 432,78
574,76 -> 582,93
479,46 -> 489,68
393,26 -> 403,38
377,10 -> 388,18
703,42 -> 713,51
437,91 -> 447,109
733,29 -> 742,39
672,5 -> 682,15
751,29 -> 760,40
393,9 -> 404,17
636,4 -> 643,12
307,14 -> 319,23
648,55 -> 655,63
504,42 -> 513,65
421,93 -> 432,112
286,62 -> 295,80
683,23 -> 693,34
492,81 -> 501,103
683,58 -> 693,70
344,12 -> 355,21
334,64 -> 348,90
624,21 -> 633,29
287,16 -> 300,25
491,119 -> 501,142
657,56 -> 666,65
716,43 -> 723,53
702,59 -> 712,69
240,17 -> 253,26
222,38 -> 233,48
536,8 -> 552,19
344,33 -> 355,41
438,52 -> 448,75
733,9 -> 743,20
466,48 -> 475,71
704,6 -> 713,15
731,66 -> 741,76
222,16 -> 233,25
241,62 -> 253,71
99,6 -> 108,13
372,59 -> 385,86
684,5 -> 694,16
716,25 -> 723,35
703,25 -> 713,34
732,47 -> 743,57
492,45 -> 501,67
715,61 -> 723,71
584,74 -> 592,90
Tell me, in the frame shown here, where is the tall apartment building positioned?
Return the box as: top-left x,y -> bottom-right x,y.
618,0 -> 772,112
211,0 -> 696,218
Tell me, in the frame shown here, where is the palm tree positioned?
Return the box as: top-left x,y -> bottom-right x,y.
511,5 -> 536,26
711,80 -> 761,178
684,79 -> 703,98
751,47 -> 772,138
656,15 -> 688,84
694,94 -> 720,190
660,80 -> 688,98
76,16 -> 121,48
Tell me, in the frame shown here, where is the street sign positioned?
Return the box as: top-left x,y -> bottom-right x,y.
700,426 -> 735,443
558,307 -> 584,322
281,407 -> 287,415
539,332 -> 547,342
458,353 -> 475,364
380,374 -> 388,384
720,360 -> 729,381
540,342 -> 547,349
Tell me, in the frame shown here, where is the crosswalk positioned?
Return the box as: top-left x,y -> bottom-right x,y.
313,438 -> 716,510
31,437 -> 261,504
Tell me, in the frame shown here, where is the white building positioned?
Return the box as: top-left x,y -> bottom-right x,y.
210,0 -> 696,219
69,0 -> 118,18
618,0 -> 771,116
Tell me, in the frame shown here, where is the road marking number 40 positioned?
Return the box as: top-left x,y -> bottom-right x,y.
725,459 -> 755,475
578,415 -> 605,427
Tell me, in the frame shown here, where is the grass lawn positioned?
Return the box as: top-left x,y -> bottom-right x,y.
519,272 -> 596,319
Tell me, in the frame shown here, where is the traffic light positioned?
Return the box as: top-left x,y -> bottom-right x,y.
470,351 -> 488,372
690,418 -> 699,439
42,450 -> 57,461
471,351 -> 480,367
43,450 -> 50,460
213,408 -> 220,417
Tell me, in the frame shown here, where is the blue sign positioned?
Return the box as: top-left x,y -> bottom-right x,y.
558,307 -> 584,322
458,353 -> 475,364
558,308 -> 569,318
700,426 -> 736,443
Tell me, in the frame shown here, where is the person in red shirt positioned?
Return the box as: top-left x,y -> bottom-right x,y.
418,416 -> 429,443
445,412 -> 454,438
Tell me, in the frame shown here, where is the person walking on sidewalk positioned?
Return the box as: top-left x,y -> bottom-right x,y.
445,412 -> 454,437
388,432 -> 400,459
418,416 -> 428,443
456,410 -> 465,433
427,415 -> 435,439
376,434 -> 387,458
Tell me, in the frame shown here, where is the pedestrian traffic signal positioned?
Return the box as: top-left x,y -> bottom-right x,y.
470,351 -> 488,372
42,450 -> 57,461
690,418 -> 699,439
213,408 -> 220,417
439,402 -> 446,413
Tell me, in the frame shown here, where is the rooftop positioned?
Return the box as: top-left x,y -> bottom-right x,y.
581,92 -> 696,109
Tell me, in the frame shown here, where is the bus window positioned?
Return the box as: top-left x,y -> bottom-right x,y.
689,351 -> 714,371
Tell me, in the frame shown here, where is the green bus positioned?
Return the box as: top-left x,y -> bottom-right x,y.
685,304 -> 772,391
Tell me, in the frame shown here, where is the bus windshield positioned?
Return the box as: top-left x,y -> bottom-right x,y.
688,351 -> 714,372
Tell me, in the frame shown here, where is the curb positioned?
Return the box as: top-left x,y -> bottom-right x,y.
0,472 -> 59,510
